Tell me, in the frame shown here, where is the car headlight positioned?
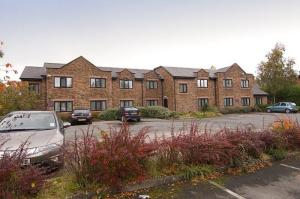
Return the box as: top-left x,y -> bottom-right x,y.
28,142 -> 63,156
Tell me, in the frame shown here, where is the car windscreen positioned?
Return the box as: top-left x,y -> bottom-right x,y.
74,110 -> 90,114
0,112 -> 57,132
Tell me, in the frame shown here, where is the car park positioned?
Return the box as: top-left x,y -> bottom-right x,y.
266,102 -> 298,113
71,108 -> 93,125
118,106 -> 141,122
0,111 -> 69,166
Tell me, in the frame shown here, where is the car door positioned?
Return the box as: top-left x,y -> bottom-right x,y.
279,103 -> 286,112
272,103 -> 280,112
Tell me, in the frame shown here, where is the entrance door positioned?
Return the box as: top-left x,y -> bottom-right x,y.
163,98 -> 168,108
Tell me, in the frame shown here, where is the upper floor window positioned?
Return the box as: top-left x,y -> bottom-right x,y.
90,78 -> 106,88
197,79 -> 208,88
90,100 -> 107,111
223,79 -> 232,88
28,83 -> 40,94
54,101 -> 73,112
120,80 -> 133,89
241,80 -> 249,88
241,97 -> 250,106
224,98 -> 233,106
54,77 -> 72,88
146,100 -> 158,106
146,80 -> 158,89
179,83 -> 188,93
120,100 -> 133,107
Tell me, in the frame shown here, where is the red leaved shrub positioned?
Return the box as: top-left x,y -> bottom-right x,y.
65,124 -> 157,190
0,139 -> 45,198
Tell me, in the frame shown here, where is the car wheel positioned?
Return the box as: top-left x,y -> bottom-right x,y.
267,109 -> 271,113
285,109 -> 291,113
137,118 -> 141,122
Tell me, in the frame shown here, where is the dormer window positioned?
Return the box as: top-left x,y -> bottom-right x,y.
120,80 -> 133,89
197,79 -> 208,88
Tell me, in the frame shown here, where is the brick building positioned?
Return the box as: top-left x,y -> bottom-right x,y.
20,56 -> 268,113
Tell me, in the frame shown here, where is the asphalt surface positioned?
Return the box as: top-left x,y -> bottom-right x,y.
177,158 -> 300,199
65,112 -> 300,141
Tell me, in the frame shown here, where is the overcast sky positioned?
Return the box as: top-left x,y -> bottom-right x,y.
1,0 -> 300,80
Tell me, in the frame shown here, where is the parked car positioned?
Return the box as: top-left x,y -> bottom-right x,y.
0,111 -> 69,166
118,106 -> 141,122
71,108 -> 92,125
266,102 -> 298,113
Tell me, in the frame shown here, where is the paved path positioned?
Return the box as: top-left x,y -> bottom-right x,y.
65,113 -> 300,141
177,158 -> 300,199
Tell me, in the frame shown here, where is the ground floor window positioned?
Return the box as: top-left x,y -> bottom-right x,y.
255,97 -> 262,105
198,98 -> 209,110
90,100 -> 106,111
146,100 -> 158,106
224,98 -> 233,107
241,97 -> 250,106
120,100 -> 133,107
54,101 -> 73,112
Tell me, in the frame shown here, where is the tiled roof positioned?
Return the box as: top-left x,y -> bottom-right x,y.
160,66 -> 221,78
253,84 -> 268,95
20,66 -> 46,79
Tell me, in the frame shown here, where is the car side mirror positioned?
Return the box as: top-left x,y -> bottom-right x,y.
63,122 -> 71,128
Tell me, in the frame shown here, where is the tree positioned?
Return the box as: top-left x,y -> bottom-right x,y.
0,81 -> 40,115
0,41 -> 17,83
257,43 -> 297,103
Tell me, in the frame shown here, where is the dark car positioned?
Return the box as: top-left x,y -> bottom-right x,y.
0,111 -> 69,166
266,102 -> 298,113
119,107 -> 141,122
71,108 -> 92,125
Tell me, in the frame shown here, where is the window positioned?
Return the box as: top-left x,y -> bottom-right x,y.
120,80 -> 133,89
54,77 -> 72,88
90,78 -> 106,88
223,79 -> 232,88
197,79 -> 208,88
198,98 -> 209,110
224,98 -> 233,106
241,97 -> 250,106
90,100 -> 106,111
28,83 -> 40,94
146,81 -> 158,89
179,83 -> 188,93
146,100 -> 158,106
241,80 -> 249,88
120,100 -> 133,107
255,97 -> 262,105
54,101 -> 73,112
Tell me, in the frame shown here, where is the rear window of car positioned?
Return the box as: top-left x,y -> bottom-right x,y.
0,112 -> 57,131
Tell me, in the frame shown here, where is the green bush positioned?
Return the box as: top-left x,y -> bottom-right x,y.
220,107 -> 253,114
267,148 -> 287,160
180,165 -> 215,180
138,106 -> 179,119
97,108 -> 120,121
253,104 -> 271,112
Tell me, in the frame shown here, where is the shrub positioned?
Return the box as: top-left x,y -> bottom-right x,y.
0,139 -> 45,198
138,106 -> 178,119
64,124 -> 157,190
267,148 -> 287,160
180,164 -> 215,180
220,107 -> 253,114
97,108 -> 120,120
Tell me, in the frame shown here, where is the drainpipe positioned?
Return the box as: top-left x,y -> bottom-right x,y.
161,79 -> 164,106
173,78 -> 176,111
141,79 -> 144,106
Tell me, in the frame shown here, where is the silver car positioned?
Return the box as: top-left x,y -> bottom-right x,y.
0,111 -> 70,166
